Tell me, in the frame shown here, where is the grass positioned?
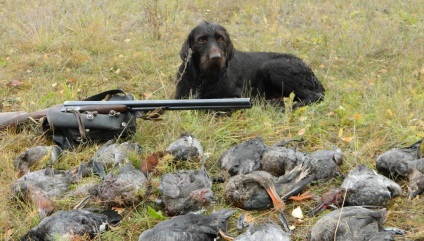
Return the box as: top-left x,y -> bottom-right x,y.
1,0 -> 424,240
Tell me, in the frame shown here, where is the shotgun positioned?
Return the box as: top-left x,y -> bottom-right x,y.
0,98 -> 252,129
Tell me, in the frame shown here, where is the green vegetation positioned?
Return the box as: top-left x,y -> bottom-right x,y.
1,0 -> 423,240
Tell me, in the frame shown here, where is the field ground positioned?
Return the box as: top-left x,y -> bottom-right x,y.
1,0 -> 423,240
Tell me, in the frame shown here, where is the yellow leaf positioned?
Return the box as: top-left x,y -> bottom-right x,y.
352,113 -> 363,120
341,136 -> 354,143
338,128 -> 344,138
386,109 -> 393,117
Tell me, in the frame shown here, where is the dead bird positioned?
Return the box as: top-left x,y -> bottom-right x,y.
12,167 -> 73,199
159,166 -> 215,216
310,206 -> 402,241
20,209 -> 121,241
138,209 -> 235,241
224,166 -> 313,211
220,136 -> 267,176
165,132 -> 204,161
86,140 -> 143,177
232,221 -> 290,241
261,143 -> 306,177
310,164 -> 402,215
260,141 -> 342,182
89,162 -> 147,207
11,167 -> 73,217
376,139 -> 424,178
13,145 -> 62,176
224,168 -> 313,233
12,182 -> 54,218
302,148 -> 343,181
408,168 -> 424,199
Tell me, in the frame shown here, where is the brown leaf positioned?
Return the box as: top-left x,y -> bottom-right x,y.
141,151 -> 163,174
112,207 -> 125,214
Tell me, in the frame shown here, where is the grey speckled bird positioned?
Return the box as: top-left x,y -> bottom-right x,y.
310,206 -> 397,241
408,168 -> 424,199
20,209 -> 121,241
260,143 -> 342,181
220,136 -> 267,176
233,222 -> 290,241
376,140 -> 424,178
12,167 -> 73,199
261,144 -> 306,177
12,182 -> 54,218
89,140 -> 143,177
303,148 -> 343,181
310,165 -> 402,215
166,132 -> 204,161
13,145 -> 62,176
89,162 -> 147,207
341,165 -> 402,206
138,209 -> 235,241
160,167 -> 215,216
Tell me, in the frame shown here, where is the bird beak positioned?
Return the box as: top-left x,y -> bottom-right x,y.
278,212 -> 292,235
206,194 -> 216,204
308,202 -> 326,216
236,213 -> 246,230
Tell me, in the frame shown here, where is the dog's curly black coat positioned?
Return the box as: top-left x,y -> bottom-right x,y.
175,21 -> 325,108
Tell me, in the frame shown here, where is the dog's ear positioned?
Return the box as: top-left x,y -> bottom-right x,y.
180,33 -> 193,60
225,32 -> 235,64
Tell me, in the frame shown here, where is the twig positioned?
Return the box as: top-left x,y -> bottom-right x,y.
333,188 -> 348,241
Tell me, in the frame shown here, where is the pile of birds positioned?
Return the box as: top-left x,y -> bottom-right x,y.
11,133 -> 424,240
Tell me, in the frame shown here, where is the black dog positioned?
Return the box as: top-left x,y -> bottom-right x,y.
175,21 -> 325,108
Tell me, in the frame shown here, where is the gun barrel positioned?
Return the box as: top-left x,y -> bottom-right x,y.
62,98 -> 252,112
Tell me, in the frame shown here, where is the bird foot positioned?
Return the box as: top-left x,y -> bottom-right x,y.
288,191 -> 314,201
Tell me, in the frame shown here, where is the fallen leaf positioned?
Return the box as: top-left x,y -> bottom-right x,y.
352,113 -> 363,121
298,128 -> 306,136
386,109 -> 393,117
338,128 -> 344,138
112,207 -> 125,214
341,136 -> 354,143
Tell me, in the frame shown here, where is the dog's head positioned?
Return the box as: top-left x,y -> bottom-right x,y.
180,21 -> 235,70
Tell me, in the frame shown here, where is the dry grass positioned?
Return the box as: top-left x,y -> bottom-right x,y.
1,0 -> 424,240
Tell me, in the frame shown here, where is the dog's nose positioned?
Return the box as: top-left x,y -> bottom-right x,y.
210,52 -> 221,60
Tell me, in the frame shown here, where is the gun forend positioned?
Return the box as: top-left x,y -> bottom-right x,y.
62,98 -> 252,112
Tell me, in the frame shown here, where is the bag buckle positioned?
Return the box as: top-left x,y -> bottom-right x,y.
85,111 -> 98,120
109,110 -> 121,117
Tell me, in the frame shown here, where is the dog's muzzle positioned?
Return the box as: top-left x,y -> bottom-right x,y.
209,52 -> 221,61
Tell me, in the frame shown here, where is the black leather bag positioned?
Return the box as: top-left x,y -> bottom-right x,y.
43,89 -> 138,149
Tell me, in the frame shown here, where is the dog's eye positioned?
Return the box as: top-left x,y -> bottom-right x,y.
197,37 -> 207,44
217,36 -> 224,42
